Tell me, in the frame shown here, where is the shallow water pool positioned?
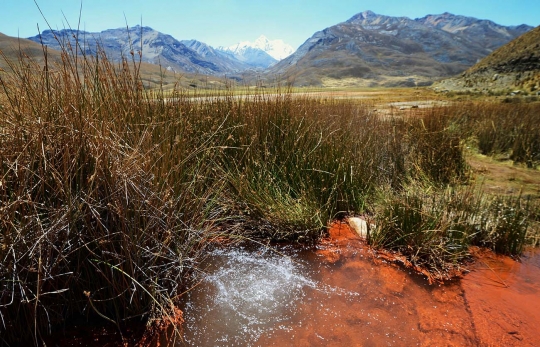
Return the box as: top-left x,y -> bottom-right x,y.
180,229 -> 477,346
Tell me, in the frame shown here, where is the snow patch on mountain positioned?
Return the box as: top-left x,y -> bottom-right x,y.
221,35 -> 294,60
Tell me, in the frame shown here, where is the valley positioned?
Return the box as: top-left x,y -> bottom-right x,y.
11,10 -> 531,88
0,5 -> 539,347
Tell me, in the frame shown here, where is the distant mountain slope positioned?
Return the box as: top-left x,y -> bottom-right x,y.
28,26 -> 250,75
0,32 -> 62,70
269,11 -> 532,87
417,12 -> 531,50
219,35 -> 294,65
180,39 -> 253,72
433,25 -> 540,93
217,35 -> 287,69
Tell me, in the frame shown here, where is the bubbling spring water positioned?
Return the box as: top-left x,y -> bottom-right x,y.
180,245 -> 359,346
179,237 -> 485,347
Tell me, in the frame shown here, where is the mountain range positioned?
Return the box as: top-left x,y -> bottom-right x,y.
269,11 -> 532,87
219,35 -> 294,61
11,11 -> 535,86
0,31 -> 230,90
182,35 -> 295,70
27,26 -> 286,75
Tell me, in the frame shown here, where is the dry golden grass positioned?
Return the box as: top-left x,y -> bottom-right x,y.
467,153 -> 540,198
469,25 -> 540,74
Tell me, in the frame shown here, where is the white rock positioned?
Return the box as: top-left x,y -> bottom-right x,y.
348,217 -> 369,238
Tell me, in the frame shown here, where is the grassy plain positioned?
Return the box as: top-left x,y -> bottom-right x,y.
0,41 -> 539,345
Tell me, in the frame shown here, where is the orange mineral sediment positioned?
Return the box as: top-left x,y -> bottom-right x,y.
461,247 -> 540,347
315,221 -> 365,263
256,224 -> 478,346
44,223 -> 540,346
259,223 -> 540,347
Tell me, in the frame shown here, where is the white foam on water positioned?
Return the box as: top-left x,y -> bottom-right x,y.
181,246 -> 360,346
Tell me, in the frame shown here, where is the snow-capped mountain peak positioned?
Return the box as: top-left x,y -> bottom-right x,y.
223,35 -> 294,60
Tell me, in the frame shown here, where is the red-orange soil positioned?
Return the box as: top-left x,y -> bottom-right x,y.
462,247 -> 540,347
44,222 -> 540,346
272,221 -> 540,347
257,222 -> 477,346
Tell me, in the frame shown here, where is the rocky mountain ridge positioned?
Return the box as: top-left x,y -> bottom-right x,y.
29,26 -> 221,74
179,39 -> 253,71
416,12 -> 531,50
22,11 -> 535,87
27,26 -> 284,75
433,25 -> 540,94
269,10 -> 532,87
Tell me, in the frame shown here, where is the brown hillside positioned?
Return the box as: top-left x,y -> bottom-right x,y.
469,25 -> 540,74
433,25 -> 540,94
0,32 -> 62,70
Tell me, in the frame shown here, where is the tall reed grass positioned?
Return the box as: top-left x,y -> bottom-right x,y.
370,185 -> 534,280
369,103 -> 538,278
0,33 -> 538,345
0,41 -> 221,345
447,102 -> 540,167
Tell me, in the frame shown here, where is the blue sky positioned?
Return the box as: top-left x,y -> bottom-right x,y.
2,0 -> 539,49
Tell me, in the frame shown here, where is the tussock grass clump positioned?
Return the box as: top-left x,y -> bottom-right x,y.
208,95 -> 472,237
0,43 -> 218,345
365,102 -> 539,280
216,97 -> 411,237
371,185 -> 535,279
473,195 -> 531,255
370,187 -> 476,278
